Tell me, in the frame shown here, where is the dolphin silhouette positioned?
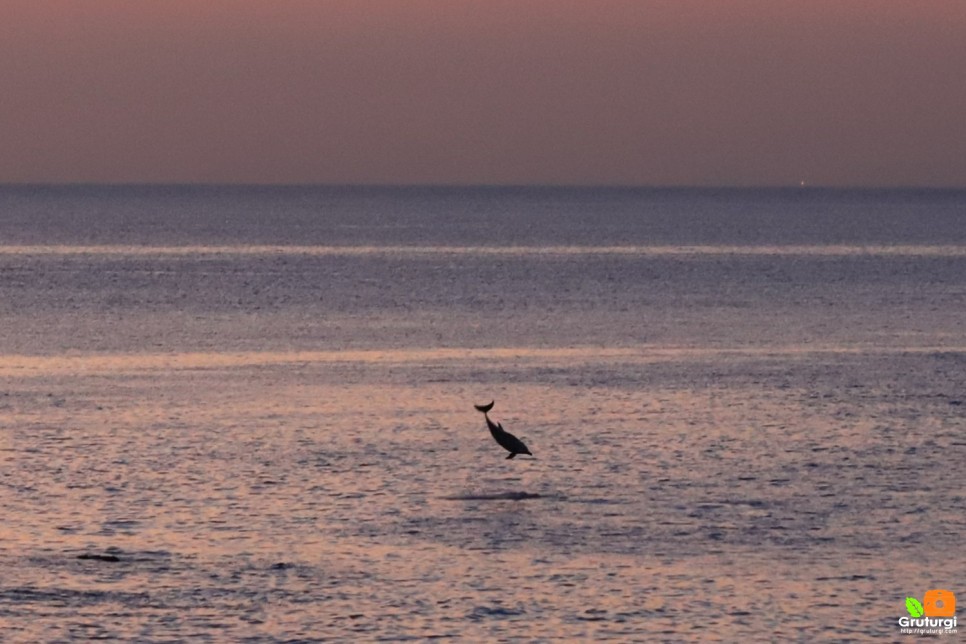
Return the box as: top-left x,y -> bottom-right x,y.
474,400 -> 533,459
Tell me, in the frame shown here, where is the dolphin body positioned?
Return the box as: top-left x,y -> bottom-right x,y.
474,401 -> 533,459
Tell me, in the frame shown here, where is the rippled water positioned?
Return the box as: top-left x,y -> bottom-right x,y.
1,187 -> 964,641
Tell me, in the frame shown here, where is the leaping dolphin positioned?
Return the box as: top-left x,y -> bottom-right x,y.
474,400 -> 533,459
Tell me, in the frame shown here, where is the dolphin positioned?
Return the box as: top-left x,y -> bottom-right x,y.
474,400 -> 533,459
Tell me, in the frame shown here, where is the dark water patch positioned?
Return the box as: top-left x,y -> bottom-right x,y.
467,604 -> 526,620
67,622 -> 116,641
77,553 -> 120,563
61,548 -> 176,572
568,497 -> 620,505
576,608 -> 610,622
0,586 -> 152,608
722,498 -> 768,508
441,491 -> 547,501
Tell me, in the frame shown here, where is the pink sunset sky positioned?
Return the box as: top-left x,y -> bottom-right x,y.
2,0 -> 965,187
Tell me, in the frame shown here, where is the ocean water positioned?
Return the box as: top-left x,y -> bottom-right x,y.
0,186 -> 964,641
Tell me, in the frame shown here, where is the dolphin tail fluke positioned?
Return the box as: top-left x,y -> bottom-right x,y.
474,401 -> 495,413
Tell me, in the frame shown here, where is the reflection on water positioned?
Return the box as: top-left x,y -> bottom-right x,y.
3,342 -> 966,377
2,347 -> 963,641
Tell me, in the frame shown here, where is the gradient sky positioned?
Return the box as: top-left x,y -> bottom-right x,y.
3,1 -> 965,186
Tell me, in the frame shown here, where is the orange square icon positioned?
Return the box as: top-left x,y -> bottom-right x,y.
923,589 -> 956,617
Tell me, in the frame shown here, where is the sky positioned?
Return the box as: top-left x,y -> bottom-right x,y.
2,1 -> 965,187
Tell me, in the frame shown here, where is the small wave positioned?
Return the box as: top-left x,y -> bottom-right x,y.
468,604 -> 526,620
76,553 -> 121,563
441,491 -> 546,501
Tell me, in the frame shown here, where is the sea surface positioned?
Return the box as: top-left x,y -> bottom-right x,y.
1,186 -> 964,642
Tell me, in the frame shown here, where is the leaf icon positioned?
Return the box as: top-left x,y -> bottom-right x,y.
906,597 -> 924,618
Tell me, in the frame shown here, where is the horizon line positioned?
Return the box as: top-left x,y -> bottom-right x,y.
2,181 -> 965,192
